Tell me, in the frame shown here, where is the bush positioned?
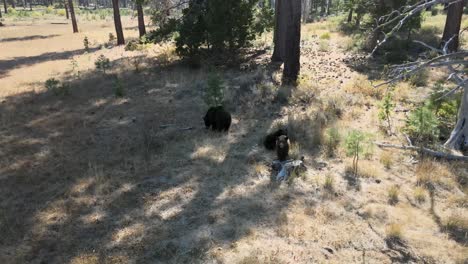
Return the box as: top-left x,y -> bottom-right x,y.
204,73 -> 225,107
386,223 -> 403,241
95,55 -> 111,73
345,130 -> 373,176
45,78 -> 69,96
388,185 -> 399,205
109,33 -> 116,43
380,151 -> 393,169
319,32 -> 331,40
404,102 -> 440,145
414,186 -> 426,203
175,0 -> 263,58
429,83 -> 460,139
114,78 -> 125,97
322,127 -> 340,157
323,174 -> 334,191
83,36 -> 90,52
408,69 -> 429,87
378,92 -> 395,133
318,39 -> 330,52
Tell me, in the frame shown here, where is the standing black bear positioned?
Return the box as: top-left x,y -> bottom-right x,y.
264,128 -> 288,150
204,106 -> 232,132
276,135 -> 289,161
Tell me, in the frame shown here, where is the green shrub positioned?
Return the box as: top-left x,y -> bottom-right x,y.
404,102 -> 440,144
83,36 -> 90,52
319,32 -> 331,40
45,5 -> 54,14
95,55 -> 111,73
345,130 -> 373,176
204,73 -> 225,107
45,78 -> 69,96
318,39 -> 330,52
323,127 -> 340,157
114,78 -> 125,97
408,69 -> 429,87
378,92 -> 395,133
429,83 -> 461,138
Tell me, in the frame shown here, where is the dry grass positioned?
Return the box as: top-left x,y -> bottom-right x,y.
344,75 -> 385,99
379,151 -> 394,169
388,185 -> 400,205
393,82 -> 413,102
413,186 -> 427,203
386,223 -> 403,241
415,160 -> 453,188
0,15 -> 467,264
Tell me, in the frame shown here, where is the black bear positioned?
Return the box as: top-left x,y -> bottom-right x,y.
204,106 -> 232,132
264,128 -> 288,150
276,135 -> 289,161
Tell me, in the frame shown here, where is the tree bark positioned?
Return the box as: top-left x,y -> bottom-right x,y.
64,1 -> 69,19
282,0 -> 301,84
347,8 -> 353,23
444,86 -> 468,151
136,1 -> 145,37
3,0 -> 8,13
326,0 -> 331,16
272,0 -> 287,62
112,0 -> 125,45
68,0 -> 78,33
0,5 -> 2,17
440,0 -> 464,52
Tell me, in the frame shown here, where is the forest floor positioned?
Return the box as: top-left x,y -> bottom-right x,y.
0,13 -> 467,264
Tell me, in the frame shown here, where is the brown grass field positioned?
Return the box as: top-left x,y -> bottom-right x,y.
0,12 -> 467,264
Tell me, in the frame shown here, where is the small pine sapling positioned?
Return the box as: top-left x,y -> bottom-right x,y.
83,36 -> 90,52
204,73 -> 225,107
378,92 -> 395,134
95,55 -> 111,73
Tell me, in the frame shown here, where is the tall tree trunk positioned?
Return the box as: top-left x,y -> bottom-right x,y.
272,0 -> 287,62
136,1 -> 145,37
282,0 -> 301,84
68,0 -> 78,32
0,5 -> 2,17
29,0 -> 31,11
10,0 -> 15,9
445,86 -> 468,151
112,0 -> 125,45
326,0 -> 331,16
440,0 -> 464,52
3,0 -> 8,13
64,1 -> 69,19
347,8 -> 353,23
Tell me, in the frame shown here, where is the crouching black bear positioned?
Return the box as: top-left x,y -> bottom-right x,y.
276,135 -> 290,161
264,128 -> 288,150
204,106 -> 232,132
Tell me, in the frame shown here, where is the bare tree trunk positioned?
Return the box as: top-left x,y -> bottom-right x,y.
68,0 -> 78,32
272,0 -> 287,62
136,1 -> 145,37
326,0 -> 331,16
29,0 -> 32,11
282,0 -> 301,84
112,0 -> 125,45
440,0 -> 464,52
0,5 -> 2,17
3,0 -> 8,13
64,1 -> 69,19
445,86 -> 468,151
347,8 -> 353,23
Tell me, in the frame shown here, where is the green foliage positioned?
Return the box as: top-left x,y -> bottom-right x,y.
323,127 -> 341,157
147,18 -> 179,43
378,92 -> 395,132
204,73 -> 225,107
45,78 -> 69,96
345,130 -> 373,176
252,1 -> 274,35
320,32 -> 331,40
408,69 -> 429,87
175,0 -> 260,58
114,78 -> 125,97
429,83 -> 461,138
95,55 -> 111,73
405,102 -> 440,144
83,36 -> 90,52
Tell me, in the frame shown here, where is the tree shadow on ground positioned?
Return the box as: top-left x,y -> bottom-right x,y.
0,52 -> 305,263
0,47 -> 100,78
0,34 -> 61,43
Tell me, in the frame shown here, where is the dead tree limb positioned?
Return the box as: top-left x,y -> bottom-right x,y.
375,142 -> 468,161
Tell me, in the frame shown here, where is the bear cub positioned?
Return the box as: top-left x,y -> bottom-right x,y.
276,135 -> 290,161
204,106 -> 232,132
264,128 -> 288,150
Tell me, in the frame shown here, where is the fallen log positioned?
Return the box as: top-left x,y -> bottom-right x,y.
375,142 -> 468,161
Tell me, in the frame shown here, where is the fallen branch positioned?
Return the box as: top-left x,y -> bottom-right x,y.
375,142 -> 468,161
